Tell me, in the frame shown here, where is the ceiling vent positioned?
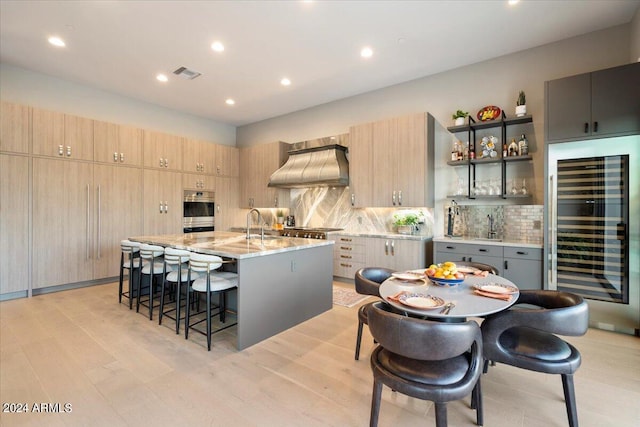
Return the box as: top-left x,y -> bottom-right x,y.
173,66 -> 202,80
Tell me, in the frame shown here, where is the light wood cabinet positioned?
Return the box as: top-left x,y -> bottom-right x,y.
183,173 -> 215,191
32,108 -> 94,160
349,113 -> 434,207
240,141 -> 290,208
143,130 -> 183,171
545,62 -> 640,142
94,121 -> 143,166
1,102 -> 30,154
332,235 -> 366,279
1,154 -> 30,296
332,234 -> 428,279
32,158 -> 94,289
367,237 -> 427,272
348,121 -> 374,207
143,169 -> 183,235
215,144 -> 239,177
93,164 -> 143,279
183,138 -> 216,174
214,176 -> 240,232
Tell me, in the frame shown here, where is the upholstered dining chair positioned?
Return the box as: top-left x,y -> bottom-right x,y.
480,290 -> 589,427
354,267 -> 394,360
367,301 -> 484,427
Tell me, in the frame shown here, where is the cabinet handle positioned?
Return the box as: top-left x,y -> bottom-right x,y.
385,241 -> 389,255
340,238 -> 352,242
392,191 -> 396,205
593,121 -> 598,132
340,263 -> 352,268
468,257 -> 473,262
504,260 -> 509,270
97,185 -> 101,259
216,165 -> 221,174
120,153 -> 125,163
462,256 -> 467,262
86,184 -> 90,260
159,158 -> 164,167
516,251 -> 528,255
274,196 -> 278,207
58,145 -> 64,156
66,146 -> 72,157
114,152 -> 119,162
584,122 -> 589,133
340,255 -> 352,259
340,246 -> 352,250
446,245 -> 456,250
164,201 -> 168,213
398,191 -> 402,206
159,201 -> 164,213
479,249 -> 488,252
165,158 -> 168,168
351,194 -> 355,206
390,241 -> 395,256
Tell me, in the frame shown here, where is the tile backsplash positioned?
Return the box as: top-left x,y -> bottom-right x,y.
444,204 -> 543,244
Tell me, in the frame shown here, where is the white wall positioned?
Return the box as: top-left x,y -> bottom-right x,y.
0,63 -> 236,145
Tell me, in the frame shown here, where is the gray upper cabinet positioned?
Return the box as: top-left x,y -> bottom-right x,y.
545,62 -> 640,142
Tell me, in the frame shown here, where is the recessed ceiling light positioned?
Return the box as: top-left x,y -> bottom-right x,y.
211,41 -> 225,52
156,74 -> 168,82
281,78 -> 291,86
508,0 -> 520,5
225,99 -> 235,105
360,46 -> 373,58
48,36 -> 65,47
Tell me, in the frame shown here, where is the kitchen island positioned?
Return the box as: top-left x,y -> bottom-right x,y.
129,231 -> 334,350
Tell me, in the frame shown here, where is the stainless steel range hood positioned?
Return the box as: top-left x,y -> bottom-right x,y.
268,135 -> 349,188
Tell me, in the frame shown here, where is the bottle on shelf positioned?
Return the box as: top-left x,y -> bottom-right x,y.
463,141 -> 469,160
519,134 -> 529,156
508,138 -> 518,156
502,142 -> 508,158
451,141 -> 458,161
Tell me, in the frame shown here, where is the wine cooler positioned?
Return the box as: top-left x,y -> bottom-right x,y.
547,135 -> 639,336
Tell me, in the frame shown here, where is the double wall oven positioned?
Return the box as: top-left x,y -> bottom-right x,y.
183,190 -> 215,233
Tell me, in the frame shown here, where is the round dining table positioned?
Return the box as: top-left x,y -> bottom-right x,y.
379,273 -> 520,320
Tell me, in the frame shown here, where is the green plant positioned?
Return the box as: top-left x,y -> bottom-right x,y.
276,209 -> 284,218
452,110 -> 469,120
517,91 -> 526,106
393,213 -> 420,226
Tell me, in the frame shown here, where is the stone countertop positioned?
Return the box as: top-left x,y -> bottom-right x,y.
129,231 -> 334,259
328,231 -> 432,241
433,236 -> 543,249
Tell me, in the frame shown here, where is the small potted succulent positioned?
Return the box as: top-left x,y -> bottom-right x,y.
515,91 -> 526,117
452,110 -> 469,126
393,212 -> 420,235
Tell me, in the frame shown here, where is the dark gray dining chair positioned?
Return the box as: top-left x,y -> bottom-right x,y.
368,301 -> 484,427
481,290 -> 589,427
354,267 -> 394,360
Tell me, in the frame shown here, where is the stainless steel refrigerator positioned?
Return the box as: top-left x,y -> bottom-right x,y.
546,135 -> 639,336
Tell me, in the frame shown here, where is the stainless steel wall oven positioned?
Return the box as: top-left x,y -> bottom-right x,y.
183,190 -> 215,232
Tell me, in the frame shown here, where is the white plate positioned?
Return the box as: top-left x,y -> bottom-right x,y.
392,271 -> 425,281
457,266 -> 479,274
398,293 -> 445,310
475,283 -> 518,294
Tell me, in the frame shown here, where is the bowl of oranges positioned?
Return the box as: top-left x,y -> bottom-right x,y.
425,261 -> 465,286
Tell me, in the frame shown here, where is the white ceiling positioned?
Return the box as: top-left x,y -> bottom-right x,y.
1,1 -> 638,127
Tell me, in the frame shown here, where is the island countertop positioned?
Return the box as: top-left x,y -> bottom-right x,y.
129,231 -> 334,259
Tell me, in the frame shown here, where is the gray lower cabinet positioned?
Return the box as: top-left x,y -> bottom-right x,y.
503,246 -> 543,290
434,241 -> 542,289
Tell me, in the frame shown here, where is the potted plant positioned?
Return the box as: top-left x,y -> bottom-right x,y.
452,110 -> 468,126
515,91 -> 526,117
393,212 -> 420,235
276,209 -> 285,224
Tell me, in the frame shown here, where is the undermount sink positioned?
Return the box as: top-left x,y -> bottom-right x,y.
473,237 -> 502,242
246,234 -> 281,241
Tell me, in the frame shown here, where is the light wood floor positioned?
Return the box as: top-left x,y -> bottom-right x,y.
1,280 -> 639,427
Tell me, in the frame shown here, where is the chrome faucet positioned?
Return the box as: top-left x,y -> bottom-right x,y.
487,213 -> 497,239
446,200 -> 460,237
246,208 -> 265,241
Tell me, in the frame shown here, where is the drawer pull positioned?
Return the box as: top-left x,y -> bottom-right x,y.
479,249 -> 488,252
516,251 -> 528,255
340,255 -> 352,259
340,238 -> 352,242
340,246 -> 352,250
340,263 -> 352,268
446,245 -> 455,250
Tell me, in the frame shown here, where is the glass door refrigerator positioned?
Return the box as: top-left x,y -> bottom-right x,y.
546,135 -> 639,336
